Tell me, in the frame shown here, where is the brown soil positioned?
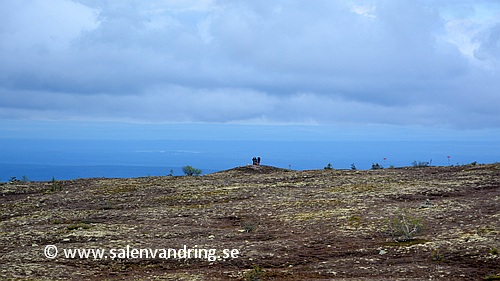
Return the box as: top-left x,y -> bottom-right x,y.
1,164 -> 499,280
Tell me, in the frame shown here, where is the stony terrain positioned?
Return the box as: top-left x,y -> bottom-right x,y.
1,164 -> 499,280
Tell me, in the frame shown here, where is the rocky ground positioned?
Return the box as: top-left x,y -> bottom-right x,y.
1,164 -> 499,280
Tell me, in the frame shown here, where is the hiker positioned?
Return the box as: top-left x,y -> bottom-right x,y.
257,157 -> 261,165
252,157 -> 257,165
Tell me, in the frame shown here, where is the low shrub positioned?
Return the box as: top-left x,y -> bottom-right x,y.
384,209 -> 424,242
431,248 -> 444,262
245,265 -> 264,281
47,177 -> 62,193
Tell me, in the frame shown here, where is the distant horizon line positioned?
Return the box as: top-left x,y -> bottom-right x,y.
2,161 -> 498,183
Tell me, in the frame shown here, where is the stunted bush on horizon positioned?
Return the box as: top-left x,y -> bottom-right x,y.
182,165 -> 202,176
412,161 -> 430,167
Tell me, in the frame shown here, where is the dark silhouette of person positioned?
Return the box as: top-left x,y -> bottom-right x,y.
257,157 -> 261,165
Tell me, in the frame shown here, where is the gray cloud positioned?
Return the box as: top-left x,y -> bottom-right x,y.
0,0 -> 499,128
474,22 -> 500,62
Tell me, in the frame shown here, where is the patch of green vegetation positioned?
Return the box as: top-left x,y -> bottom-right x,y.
431,248 -> 444,262
46,177 -> 62,193
203,189 -> 231,197
67,222 -> 92,231
52,219 -> 66,224
329,183 -> 378,193
288,199 -> 340,208
355,184 -> 377,192
241,222 -> 257,233
484,275 -> 500,280
489,247 -> 499,256
106,185 -> 139,194
180,204 -> 214,209
293,208 -> 352,221
245,265 -> 264,281
347,214 -> 364,227
156,192 -> 204,204
382,239 -> 429,247
348,215 -> 362,222
478,227 -> 497,235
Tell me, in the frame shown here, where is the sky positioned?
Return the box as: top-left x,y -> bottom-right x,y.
1,0 -> 500,140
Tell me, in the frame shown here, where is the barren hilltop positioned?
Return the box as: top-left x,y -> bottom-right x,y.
1,164 -> 499,280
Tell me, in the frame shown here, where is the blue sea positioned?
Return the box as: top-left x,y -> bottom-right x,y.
1,139 -> 499,182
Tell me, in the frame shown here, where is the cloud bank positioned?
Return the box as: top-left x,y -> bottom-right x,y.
1,0 -> 499,128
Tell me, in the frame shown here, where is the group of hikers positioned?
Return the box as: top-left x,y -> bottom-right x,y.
252,157 -> 261,166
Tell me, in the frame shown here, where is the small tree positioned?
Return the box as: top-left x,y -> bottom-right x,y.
182,165 -> 202,176
48,177 -> 62,192
385,209 -> 424,242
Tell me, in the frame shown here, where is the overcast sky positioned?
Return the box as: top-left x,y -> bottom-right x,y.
1,0 -> 500,129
